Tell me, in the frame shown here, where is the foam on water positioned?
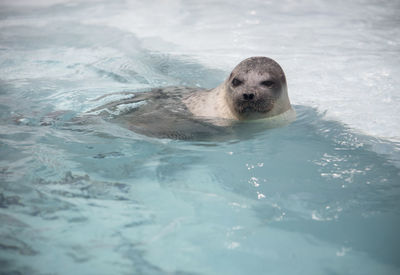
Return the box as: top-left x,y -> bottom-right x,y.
1,1 -> 400,275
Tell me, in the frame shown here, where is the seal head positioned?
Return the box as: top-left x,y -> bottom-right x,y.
224,56 -> 290,120
183,56 -> 292,122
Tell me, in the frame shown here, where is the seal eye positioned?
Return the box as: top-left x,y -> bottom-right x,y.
231,78 -> 242,87
261,80 -> 275,87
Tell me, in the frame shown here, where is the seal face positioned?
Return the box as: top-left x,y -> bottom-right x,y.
225,57 -> 289,120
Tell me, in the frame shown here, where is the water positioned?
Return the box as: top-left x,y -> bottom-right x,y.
1,0 -> 400,274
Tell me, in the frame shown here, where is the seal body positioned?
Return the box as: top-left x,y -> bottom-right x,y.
90,57 -> 294,140
88,87 -> 233,140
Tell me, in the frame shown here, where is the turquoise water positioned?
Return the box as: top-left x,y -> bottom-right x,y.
1,1 -> 400,274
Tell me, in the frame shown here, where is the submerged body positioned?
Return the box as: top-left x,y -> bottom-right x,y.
89,87 -> 231,140
89,57 -> 295,140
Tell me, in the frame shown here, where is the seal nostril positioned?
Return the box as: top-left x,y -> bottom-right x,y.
243,93 -> 254,100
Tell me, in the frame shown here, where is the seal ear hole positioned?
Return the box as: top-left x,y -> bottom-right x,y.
232,78 -> 243,87
261,80 -> 275,87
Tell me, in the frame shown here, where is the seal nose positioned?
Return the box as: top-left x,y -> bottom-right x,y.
243,93 -> 255,101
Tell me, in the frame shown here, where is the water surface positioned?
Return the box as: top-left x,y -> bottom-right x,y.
1,1 -> 400,274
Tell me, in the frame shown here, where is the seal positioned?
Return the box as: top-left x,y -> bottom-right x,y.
88,56 -> 295,140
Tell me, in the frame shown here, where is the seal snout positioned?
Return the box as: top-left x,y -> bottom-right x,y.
243,93 -> 255,101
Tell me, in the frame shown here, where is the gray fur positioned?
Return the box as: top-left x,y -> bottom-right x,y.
225,56 -> 289,119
